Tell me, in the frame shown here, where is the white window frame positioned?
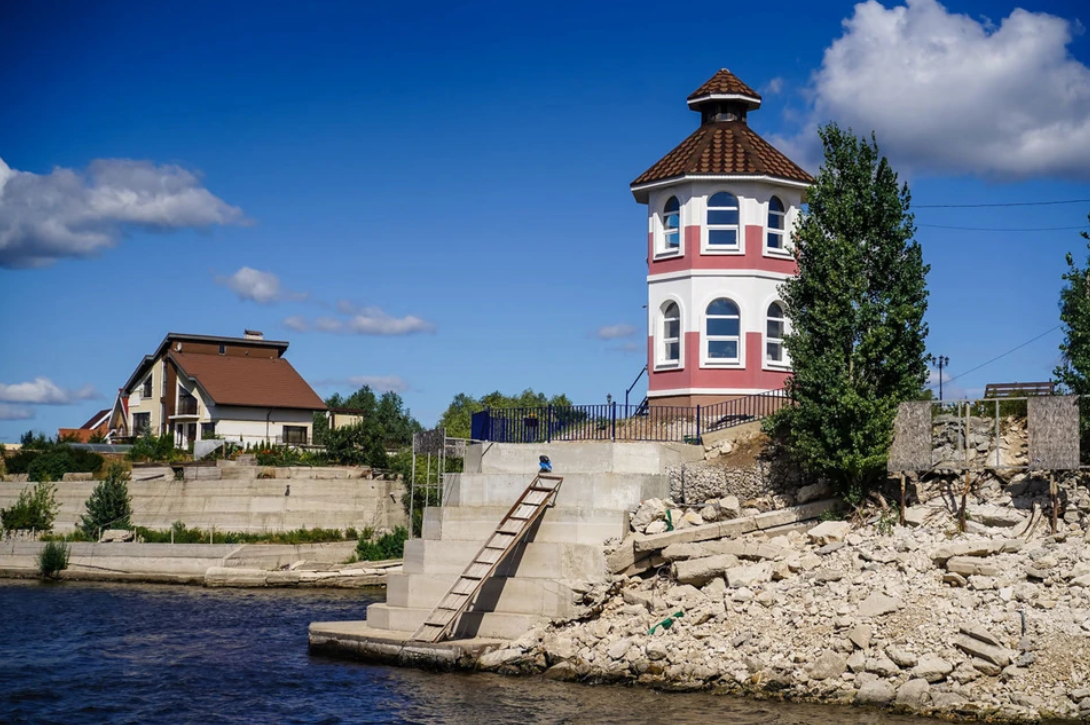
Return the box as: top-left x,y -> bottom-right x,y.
657,301 -> 682,370
702,297 -> 743,367
657,196 -> 682,258
703,191 -> 742,255
765,195 -> 791,257
765,301 -> 790,368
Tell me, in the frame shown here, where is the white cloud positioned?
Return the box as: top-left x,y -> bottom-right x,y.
0,377 -> 98,405
595,324 -> 637,340
607,342 -> 643,354
347,375 -> 410,393
0,403 -> 34,420
286,302 -> 436,336
762,77 -> 785,95
0,157 -> 246,268
779,0 -> 1090,180
215,266 -> 306,304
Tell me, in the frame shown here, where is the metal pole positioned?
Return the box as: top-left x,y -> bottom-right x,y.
696,404 -> 702,444
995,399 -> 1001,468
426,453 -> 432,510
410,435 -> 416,540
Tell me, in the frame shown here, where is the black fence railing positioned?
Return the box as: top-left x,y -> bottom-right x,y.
472,390 -> 790,444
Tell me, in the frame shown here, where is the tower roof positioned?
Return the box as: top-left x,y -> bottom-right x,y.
687,69 -> 761,109
631,70 -> 813,201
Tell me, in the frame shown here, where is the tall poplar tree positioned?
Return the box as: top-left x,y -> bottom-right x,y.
768,124 -> 929,502
1052,214 -> 1090,455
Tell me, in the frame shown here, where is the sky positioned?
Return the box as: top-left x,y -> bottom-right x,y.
1,0 -> 1090,441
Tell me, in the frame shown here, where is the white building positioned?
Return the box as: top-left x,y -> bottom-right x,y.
111,330 -> 326,448
631,69 -> 813,407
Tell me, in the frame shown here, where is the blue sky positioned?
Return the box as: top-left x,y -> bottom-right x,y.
2,0 -> 1089,441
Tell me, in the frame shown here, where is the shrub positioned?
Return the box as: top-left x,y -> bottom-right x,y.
355,526 -> 408,561
6,446 -> 103,478
80,463 -> 132,538
1,482 -> 60,531
38,540 -> 70,578
28,451 -> 72,482
128,432 -> 180,463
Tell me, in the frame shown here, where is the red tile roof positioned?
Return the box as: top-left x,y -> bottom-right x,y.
631,121 -> 814,189
169,352 -> 326,411
79,409 -> 111,430
687,69 -> 761,105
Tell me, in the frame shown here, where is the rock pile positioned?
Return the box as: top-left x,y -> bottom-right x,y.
475,505 -> 1090,722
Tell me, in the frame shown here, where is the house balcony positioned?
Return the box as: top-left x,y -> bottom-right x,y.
171,397 -> 199,418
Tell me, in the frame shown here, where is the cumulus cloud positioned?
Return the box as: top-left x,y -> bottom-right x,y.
215,267 -> 307,304
762,77 -> 785,95
776,0 -> 1090,180
0,403 -> 35,420
0,157 -> 246,268
595,324 -> 637,340
0,377 -> 98,405
347,375 -> 410,393
285,301 -> 435,336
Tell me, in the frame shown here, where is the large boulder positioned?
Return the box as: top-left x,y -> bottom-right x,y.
632,499 -> 667,532
808,520 -> 852,545
856,680 -> 896,706
673,554 -> 741,586
726,562 -> 773,588
857,593 -> 903,618
808,651 -> 847,680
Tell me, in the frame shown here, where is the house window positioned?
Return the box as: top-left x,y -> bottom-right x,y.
660,302 -> 681,367
142,376 -> 153,398
219,344 -> 226,355
705,298 -> 741,363
177,389 -> 198,416
767,196 -> 785,251
707,192 -> 739,248
201,422 -> 217,439
133,412 -> 151,435
283,426 -> 308,445
662,196 -> 680,253
767,302 -> 786,364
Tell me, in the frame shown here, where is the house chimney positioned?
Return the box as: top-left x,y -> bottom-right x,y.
244,329 -> 264,340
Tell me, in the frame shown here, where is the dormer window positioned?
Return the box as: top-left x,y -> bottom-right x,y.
707,192 -> 739,249
767,196 -> 786,252
663,196 -> 681,253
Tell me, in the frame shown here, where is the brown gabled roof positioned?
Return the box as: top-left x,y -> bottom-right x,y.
687,69 -> 761,105
79,409 -> 111,430
631,121 -> 814,190
168,352 -> 326,411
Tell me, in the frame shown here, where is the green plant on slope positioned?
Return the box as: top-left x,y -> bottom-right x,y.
38,540 -> 70,578
1053,212 -> 1090,461
764,123 -> 929,504
80,463 -> 133,538
355,526 -> 408,561
0,482 -> 60,531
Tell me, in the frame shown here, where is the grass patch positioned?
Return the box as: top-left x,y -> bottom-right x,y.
354,526 -> 407,561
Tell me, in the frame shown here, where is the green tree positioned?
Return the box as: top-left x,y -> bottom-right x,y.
1053,214 -> 1090,455
0,482 -> 60,531
438,389 -> 574,439
316,385 -> 421,466
766,123 -> 929,502
80,463 -> 133,538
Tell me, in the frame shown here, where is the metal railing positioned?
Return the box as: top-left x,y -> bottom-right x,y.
475,389 -> 789,444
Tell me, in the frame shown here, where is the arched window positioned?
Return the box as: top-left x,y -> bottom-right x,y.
707,192 -> 739,248
705,298 -> 740,362
663,197 -> 680,252
661,302 -> 681,365
767,196 -> 785,250
766,302 -> 785,364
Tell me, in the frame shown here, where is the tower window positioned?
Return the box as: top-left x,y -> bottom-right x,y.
767,196 -> 785,251
707,192 -> 739,248
766,302 -> 786,364
663,197 -> 680,252
660,302 -> 681,366
705,298 -> 740,363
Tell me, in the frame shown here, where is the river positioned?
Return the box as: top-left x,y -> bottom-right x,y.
0,581 -> 936,724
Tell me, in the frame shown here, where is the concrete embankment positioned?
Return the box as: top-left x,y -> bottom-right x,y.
1,539 -> 398,587
0,462 -> 407,535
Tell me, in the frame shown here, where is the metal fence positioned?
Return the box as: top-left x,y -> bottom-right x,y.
473,389 -> 789,444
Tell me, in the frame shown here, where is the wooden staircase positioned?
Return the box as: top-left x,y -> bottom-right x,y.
410,473 -> 564,643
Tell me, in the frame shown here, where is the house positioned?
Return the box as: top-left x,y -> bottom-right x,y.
113,330 -> 327,448
632,70 -> 813,407
328,407 -> 366,430
57,408 -> 111,443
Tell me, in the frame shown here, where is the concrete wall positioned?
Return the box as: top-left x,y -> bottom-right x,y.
0,468 -> 407,534
465,441 -> 702,476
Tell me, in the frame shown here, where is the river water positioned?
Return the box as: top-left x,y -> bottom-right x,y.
0,581 -> 934,725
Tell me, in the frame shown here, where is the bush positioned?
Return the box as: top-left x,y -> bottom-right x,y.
1,482 -> 60,531
355,526 -> 407,561
128,432 -> 180,463
6,446 -> 103,479
79,464 -> 132,538
38,540 -> 69,578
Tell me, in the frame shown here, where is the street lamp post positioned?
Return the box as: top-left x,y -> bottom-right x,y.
929,355 -> 950,401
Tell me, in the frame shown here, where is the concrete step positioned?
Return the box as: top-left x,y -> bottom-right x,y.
465,441 -> 702,475
365,602 -> 543,640
403,538 -> 606,579
444,472 -> 668,510
422,505 -> 627,545
386,572 -> 580,617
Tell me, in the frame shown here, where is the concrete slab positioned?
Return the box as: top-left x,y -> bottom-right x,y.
386,572 -> 579,617
308,621 -> 506,669
402,538 -> 607,579
364,603 -> 543,639
422,505 -> 627,544
445,472 -> 667,510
